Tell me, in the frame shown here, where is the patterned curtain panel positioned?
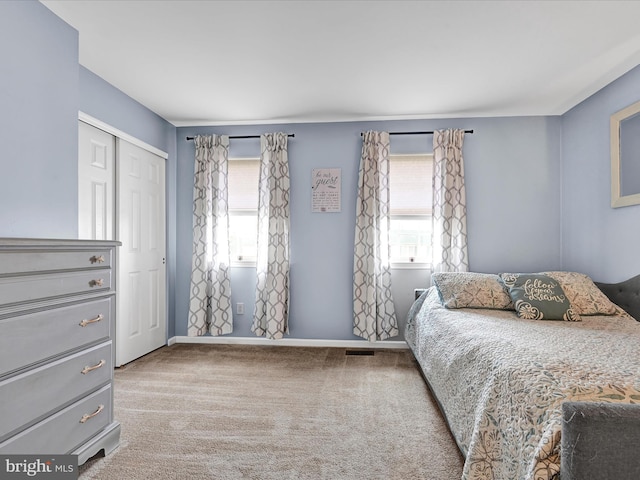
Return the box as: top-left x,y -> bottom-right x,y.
432,129 -> 469,273
188,135 -> 234,336
353,131 -> 399,342
251,133 -> 290,339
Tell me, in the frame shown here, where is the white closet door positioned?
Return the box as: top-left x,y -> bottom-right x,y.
116,139 -> 167,366
78,121 -> 115,240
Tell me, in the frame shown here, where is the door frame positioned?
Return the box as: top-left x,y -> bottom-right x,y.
78,112 -> 169,366
79,112 -> 168,160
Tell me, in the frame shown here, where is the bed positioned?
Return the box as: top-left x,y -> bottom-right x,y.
405,271 -> 640,480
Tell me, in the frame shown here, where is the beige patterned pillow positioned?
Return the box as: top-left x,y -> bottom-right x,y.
432,272 -> 514,310
543,271 -> 619,316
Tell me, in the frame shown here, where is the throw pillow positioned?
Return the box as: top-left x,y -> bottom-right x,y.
432,272 -> 514,310
499,273 -> 581,321
542,271 -> 619,316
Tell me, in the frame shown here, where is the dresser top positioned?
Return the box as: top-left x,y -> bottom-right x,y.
0,238 -> 121,248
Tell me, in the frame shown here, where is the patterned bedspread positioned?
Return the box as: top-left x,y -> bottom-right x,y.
405,287 -> 640,480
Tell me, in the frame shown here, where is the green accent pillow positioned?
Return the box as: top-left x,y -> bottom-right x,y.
499,273 -> 581,321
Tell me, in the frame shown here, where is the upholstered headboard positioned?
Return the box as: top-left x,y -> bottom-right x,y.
595,274 -> 640,321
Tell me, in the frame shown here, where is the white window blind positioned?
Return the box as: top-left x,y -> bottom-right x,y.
228,158 -> 259,210
389,154 -> 433,215
228,158 -> 259,264
389,154 -> 433,265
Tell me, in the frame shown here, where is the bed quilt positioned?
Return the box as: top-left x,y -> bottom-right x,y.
405,287 -> 640,480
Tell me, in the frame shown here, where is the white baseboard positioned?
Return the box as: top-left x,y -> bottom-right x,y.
167,336 -> 408,350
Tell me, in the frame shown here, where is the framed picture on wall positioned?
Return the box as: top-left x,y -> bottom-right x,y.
312,168 -> 341,212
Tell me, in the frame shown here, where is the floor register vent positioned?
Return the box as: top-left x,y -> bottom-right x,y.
345,350 -> 375,356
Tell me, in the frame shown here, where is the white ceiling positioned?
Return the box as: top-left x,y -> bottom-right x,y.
41,0 -> 640,127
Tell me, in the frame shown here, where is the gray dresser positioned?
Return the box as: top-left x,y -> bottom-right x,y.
0,238 -> 121,464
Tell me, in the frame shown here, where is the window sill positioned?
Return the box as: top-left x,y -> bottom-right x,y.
230,261 -> 257,268
390,262 -> 432,270
230,262 -> 431,270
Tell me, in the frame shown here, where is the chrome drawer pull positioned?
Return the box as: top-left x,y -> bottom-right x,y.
79,314 -> 104,327
81,359 -> 106,375
79,404 -> 104,423
89,278 -> 104,288
90,255 -> 105,264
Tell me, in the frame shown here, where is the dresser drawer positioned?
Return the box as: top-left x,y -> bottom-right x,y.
0,385 -> 112,455
0,297 -> 113,376
0,269 -> 112,307
0,248 -> 112,276
0,343 -> 112,441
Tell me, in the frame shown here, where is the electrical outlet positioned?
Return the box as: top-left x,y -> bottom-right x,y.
236,303 -> 244,315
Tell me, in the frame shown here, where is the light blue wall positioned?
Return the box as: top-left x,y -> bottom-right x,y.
0,2 -> 178,336
176,116 -> 562,340
79,67 -> 175,156
0,0 -> 79,238
78,66 -> 178,338
8,0 -> 636,343
561,65 -> 640,283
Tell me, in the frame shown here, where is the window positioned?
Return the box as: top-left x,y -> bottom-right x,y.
228,157 -> 260,264
389,153 -> 433,266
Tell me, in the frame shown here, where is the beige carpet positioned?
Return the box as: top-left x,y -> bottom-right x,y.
79,344 -> 463,480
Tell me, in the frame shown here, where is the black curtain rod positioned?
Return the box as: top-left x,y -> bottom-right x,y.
186,134 -> 294,141
361,129 -> 474,136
